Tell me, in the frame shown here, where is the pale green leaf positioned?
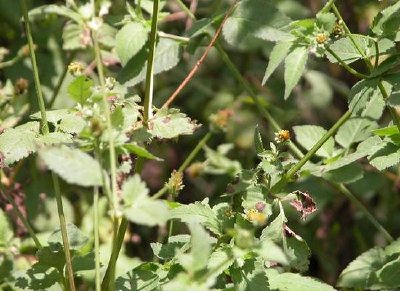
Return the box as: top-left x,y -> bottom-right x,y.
338,247 -> 387,288
335,118 -> 378,149
48,223 -> 89,250
269,273 -> 336,291
223,0 -> 292,46
119,38 -> 181,87
39,146 -> 102,187
148,108 -> 199,139
293,125 -> 334,158
67,76 -> 93,104
376,257 -> 400,288
116,22 -> 149,66
169,200 -> 221,235
115,263 -> 160,291
284,46 -> 308,99
372,1 -> 400,37
122,175 -> 168,226
262,41 -> 292,85
0,122 -> 40,166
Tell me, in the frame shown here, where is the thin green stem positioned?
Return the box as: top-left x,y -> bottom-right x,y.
158,31 -> 190,43
273,110 -> 352,192
153,131 -> 213,199
334,183 -> 394,242
48,52 -> 76,108
0,54 -> 23,69
101,217 -> 128,291
20,0 -> 75,288
216,42 -> 393,241
215,42 -> 304,159
20,0 -> 49,134
52,173 -> 76,291
175,0 -> 196,20
93,186 -> 101,291
0,183 -> 42,249
330,4 -> 400,137
326,47 -> 368,78
143,0 -> 160,122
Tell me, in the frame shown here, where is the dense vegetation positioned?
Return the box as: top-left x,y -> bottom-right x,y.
1,0 -> 400,290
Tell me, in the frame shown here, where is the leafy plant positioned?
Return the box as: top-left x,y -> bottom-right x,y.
1,0 -> 400,290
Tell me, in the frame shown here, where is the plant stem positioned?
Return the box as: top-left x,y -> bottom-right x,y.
326,47 -> 368,79
162,1 -> 238,108
143,0 -> 160,122
20,0 -> 48,134
0,54 -> 23,69
20,0 -> 75,288
52,173 -> 76,290
334,183 -> 394,242
0,183 -> 42,248
216,41 -> 393,241
48,52 -> 76,108
93,186 -> 101,291
153,131 -> 213,199
215,43 -> 304,159
101,217 -> 128,291
331,3 -> 400,131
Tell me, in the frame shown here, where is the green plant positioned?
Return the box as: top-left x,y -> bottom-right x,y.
1,0 -> 400,290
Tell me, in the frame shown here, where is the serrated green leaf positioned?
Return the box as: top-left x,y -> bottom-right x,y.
323,162 -> 363,184
348,78 -> 383,117
316,12 -> 336,33
151,235 -> 190,260
223,0 -> 292,46
231,259 -> 270,291
293,125 -> 334,158
0,122 -> 40,166
148,108 -> 199,139
39,146 -> 102,187
48,223 -> 89,250
37,132 -> 73,145
115,263 -> 160,291
62,22 -> 86,50
122,175 -> 168,226
369,143 -> 400,170
335,118 -> 378,149
67,76 -> 94,104
372,1 -> 400,37
116,22 -> 149,66
284,46 -> 308,99
169,200 -> 221,235
376,257 -> 400,288
59,114 -> 86,134
30,109 -> 72,125
286,237 -> 310,272
269,272 -> 336,291
118,38 -> 181,87
260,210 -> 287,243
262,41 -> 292,85
338,247 -> 388,288
178,222 -> 213,272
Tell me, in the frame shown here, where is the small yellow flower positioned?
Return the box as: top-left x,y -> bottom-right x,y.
316,33 -> 328,44
245,209 -> 267,225
68,62 -> 85,76
274,129 -> 291,143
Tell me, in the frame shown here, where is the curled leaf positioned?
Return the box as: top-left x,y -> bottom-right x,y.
289,191 -> 317,220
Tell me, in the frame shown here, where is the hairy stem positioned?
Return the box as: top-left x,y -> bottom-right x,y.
143,0 -> 160,121
21,0 -> 75,288
20,0 -> 48,133
94,186 -> 101,291
101,218 -> 128,290
52,173 -> 76,290
0,183 -> 42,248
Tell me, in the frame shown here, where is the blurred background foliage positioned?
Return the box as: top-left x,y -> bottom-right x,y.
1,0 -> 399,286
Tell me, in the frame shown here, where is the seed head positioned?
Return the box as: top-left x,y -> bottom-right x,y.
68,62 -> 85,76
167,170 -> 184,196
245,208 -> 267,225
316,33 -> 328,45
